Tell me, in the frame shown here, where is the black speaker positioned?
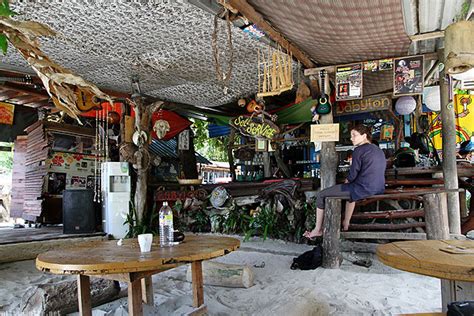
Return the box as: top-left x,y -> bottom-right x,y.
63,189 -> 95,234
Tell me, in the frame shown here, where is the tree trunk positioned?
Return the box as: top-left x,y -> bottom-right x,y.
133,95 -> 150,223
20,279 -> 121,315
178,128 -> 198,179
186,261 -> 254,288
439,49 -> 461,234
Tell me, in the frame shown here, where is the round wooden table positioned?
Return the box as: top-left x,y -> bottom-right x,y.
36,235 -> 240,316
377,240 -> 474,311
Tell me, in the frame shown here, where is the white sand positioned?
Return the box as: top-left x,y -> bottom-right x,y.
0,236 -> 442,315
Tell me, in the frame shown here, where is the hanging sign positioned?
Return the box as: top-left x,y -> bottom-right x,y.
336,63 -> 363,101
393,55 -> 424,96
310,123 -> 340,142
335,94 -> 392,116
178,130 -> 190,150
230,115 -> 279,139
0,102 -> 14,125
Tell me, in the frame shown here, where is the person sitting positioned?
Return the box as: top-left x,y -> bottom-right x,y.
304,124 -> 386,239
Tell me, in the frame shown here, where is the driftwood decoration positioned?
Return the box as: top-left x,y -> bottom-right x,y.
0,16 -> 113,122
444,21 -> 474,75
257,46 -> 294,98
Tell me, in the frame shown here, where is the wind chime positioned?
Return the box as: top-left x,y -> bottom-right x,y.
257,45 -> 294,98
93,104 -> 109,202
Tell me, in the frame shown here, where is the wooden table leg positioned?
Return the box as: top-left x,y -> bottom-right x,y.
191,260 -> 204,307
141,276 -> 154,305
441,279 -> 474,312
128,277 -> 143,316
77,275 -> 92,316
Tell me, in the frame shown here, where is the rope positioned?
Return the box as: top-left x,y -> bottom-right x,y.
212,9 -> 233,91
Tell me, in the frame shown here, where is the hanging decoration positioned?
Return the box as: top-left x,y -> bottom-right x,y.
423,86 -> 441,112
211,9 -> 233,94
230,109 -> 279,140
395,96 -> 417,115
257,45 -> 294,98
151,110 -> 192,141
0,16 -> 114,123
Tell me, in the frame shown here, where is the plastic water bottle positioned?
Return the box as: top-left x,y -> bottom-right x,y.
159,202 -> 174,247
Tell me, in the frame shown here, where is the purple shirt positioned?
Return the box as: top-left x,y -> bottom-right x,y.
342,143 -> 386,201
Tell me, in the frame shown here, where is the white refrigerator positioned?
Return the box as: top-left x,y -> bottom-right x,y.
101,162 -> 131,239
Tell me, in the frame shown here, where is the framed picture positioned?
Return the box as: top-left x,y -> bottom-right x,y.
393,55 -> 424,96
335,63 -> 363,101
255,139 -> 268,152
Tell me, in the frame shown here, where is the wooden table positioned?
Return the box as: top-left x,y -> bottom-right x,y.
36,235 -> 240,316
377,240 -> 474,311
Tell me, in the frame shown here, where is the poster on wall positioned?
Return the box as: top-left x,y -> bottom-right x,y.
393,55 -> 424,96
335,63 -> 363,101
0,102 -> 14,125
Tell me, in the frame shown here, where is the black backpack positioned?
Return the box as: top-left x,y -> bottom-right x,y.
290,245 -> 323,270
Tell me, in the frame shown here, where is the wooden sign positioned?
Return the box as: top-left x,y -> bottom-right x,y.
310,123 -> 340,142
230,115 -> 279,139
155,189 -> 207,201
0,102 -> 14,125
335,94 -> 392,116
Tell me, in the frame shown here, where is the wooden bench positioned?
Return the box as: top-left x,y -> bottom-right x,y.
322,188 -> 463,269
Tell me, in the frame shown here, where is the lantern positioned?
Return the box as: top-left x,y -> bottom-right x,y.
395,96 -> 416,115
423,86 -> 441,112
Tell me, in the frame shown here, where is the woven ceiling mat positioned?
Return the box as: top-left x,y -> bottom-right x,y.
2,1 -> 277,108
249,0 -> 411,66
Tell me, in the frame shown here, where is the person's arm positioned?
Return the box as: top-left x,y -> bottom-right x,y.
347,148 -> 362,183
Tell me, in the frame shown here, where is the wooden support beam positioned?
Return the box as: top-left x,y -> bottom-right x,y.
322,197 -> 342,269
225,0 -> 315,68
423,192 -> 450,239
349,222 -> 426,230
410,31 -> 444,42
350,209 -> 424,220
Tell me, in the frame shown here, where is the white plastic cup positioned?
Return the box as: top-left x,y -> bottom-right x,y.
137,233 -> 153,252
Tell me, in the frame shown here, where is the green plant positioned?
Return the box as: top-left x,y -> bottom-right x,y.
124,201 -> 158,238
191,118 -> 229,162
244,204 -> 277,241
0,0 -> 18,54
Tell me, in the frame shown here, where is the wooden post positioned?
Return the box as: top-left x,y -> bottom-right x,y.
77,275 -> 92,316
228,129 -> 236,181
317,72 -> 337,189
128,278 -> 143,316
178,128 -> 199,179
263,152 -> 271,178
141,276 -> 154,305
191,260 -> 204,308
439,50 -> 461,234
423,192 -> 450,239
322,198 -> 342,268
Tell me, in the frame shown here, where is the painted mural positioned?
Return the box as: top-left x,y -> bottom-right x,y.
429,94 -> 473,150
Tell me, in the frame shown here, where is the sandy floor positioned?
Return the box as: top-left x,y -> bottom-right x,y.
0,236 -> 441,315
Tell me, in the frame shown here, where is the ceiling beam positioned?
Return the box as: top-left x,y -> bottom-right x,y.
410,31 -> 445,42
223,0 -> 316,68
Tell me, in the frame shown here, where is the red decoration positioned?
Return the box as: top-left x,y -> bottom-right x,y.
151,110 -> 192,141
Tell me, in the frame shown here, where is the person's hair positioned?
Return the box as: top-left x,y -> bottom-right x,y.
351,124 -> 372,142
